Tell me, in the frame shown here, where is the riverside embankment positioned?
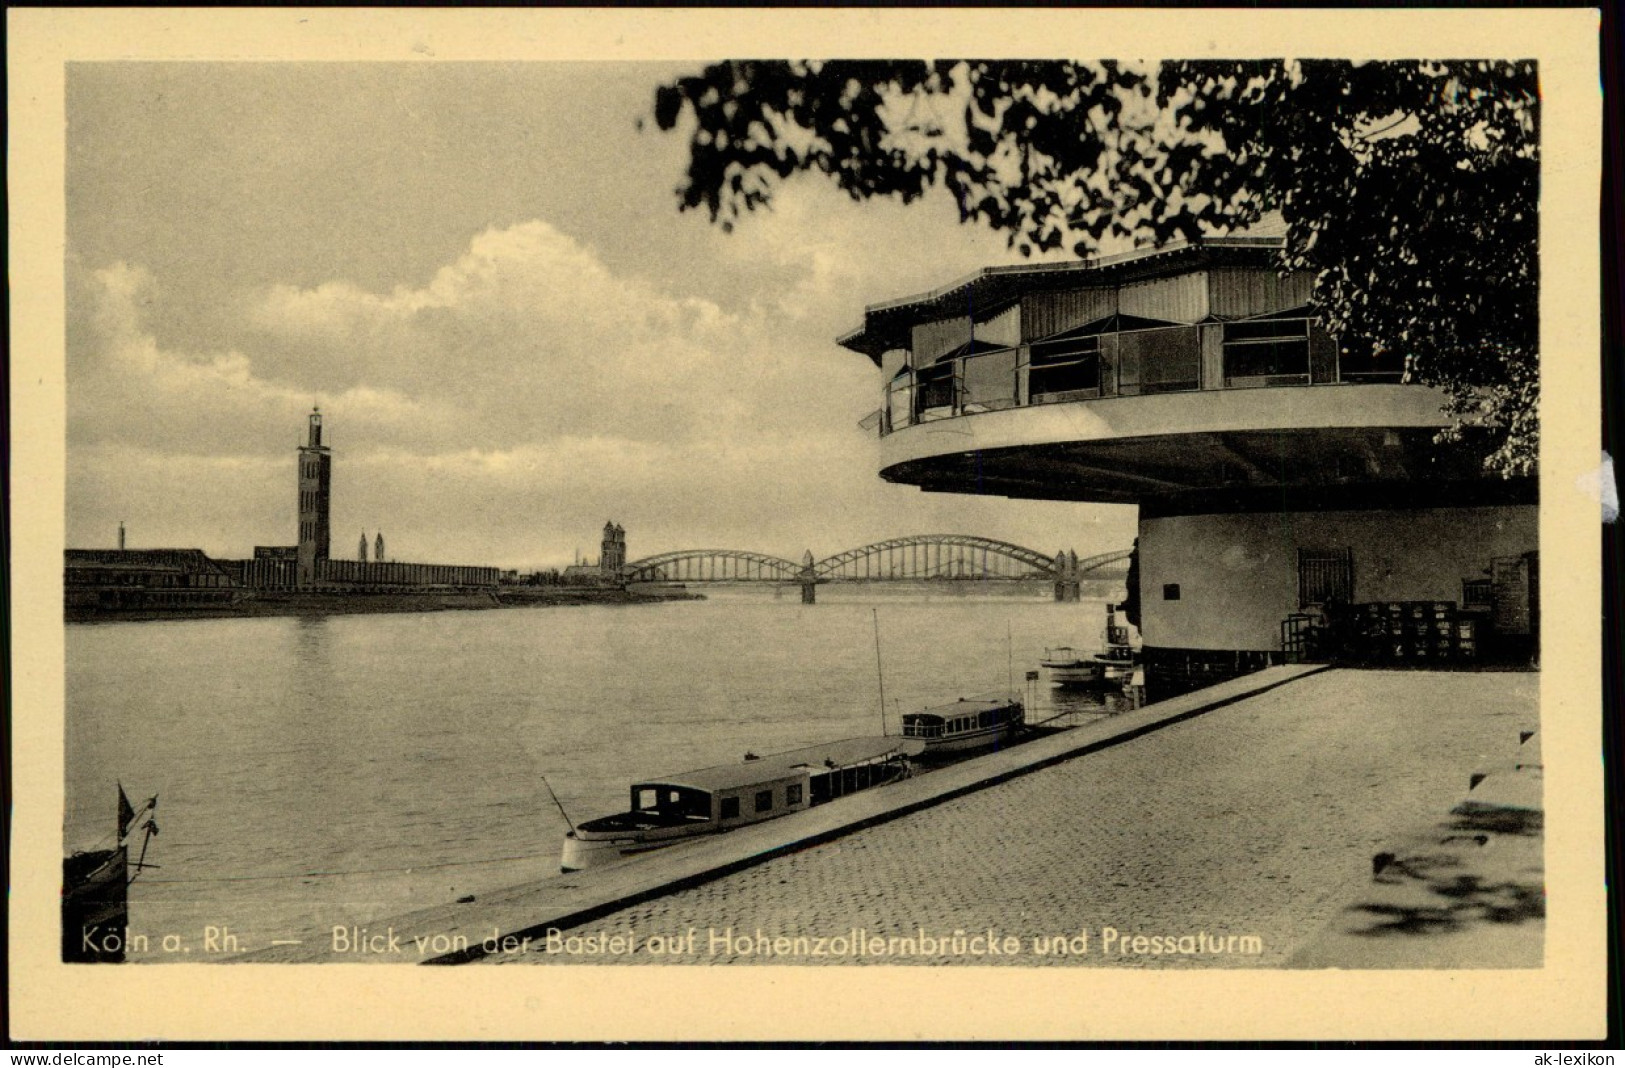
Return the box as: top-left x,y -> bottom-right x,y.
230,666 -> 1541,968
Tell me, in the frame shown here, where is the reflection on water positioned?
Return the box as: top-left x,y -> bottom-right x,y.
64,586 -> 1128,957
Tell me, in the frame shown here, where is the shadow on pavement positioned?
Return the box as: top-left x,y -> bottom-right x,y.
1349,850 -> 1545,938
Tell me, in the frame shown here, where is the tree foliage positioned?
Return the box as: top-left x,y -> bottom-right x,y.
653,59 -> 1539,476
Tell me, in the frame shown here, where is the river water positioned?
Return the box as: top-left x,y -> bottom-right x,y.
64,584 -> 1127,959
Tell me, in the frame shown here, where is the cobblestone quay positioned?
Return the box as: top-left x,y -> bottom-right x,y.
501,669 -> 1536,967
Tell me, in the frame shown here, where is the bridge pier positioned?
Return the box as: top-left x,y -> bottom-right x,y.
799,550 -> 817,605
1053,547 -> 1082,601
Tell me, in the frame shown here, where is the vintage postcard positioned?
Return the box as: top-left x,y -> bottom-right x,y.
7,7 -> 1606,1042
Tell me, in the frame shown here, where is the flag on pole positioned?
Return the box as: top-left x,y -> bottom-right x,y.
118,784 -> 136,840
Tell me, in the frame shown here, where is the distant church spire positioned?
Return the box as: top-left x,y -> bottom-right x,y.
359,530 -> 369,563
375,531 -> 385,563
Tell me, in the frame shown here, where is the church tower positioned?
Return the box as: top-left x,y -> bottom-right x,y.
600,521 -> 626,578
296,408 -> 333,586
359,531 -> 369,563
375,531 -> 385,563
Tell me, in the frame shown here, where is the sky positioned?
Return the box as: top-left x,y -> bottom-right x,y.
65,61 -> 1138,571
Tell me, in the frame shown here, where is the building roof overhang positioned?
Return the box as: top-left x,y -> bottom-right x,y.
838,237 -> 1288,364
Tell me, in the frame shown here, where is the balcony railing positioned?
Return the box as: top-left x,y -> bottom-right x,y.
877,320 -> 1405,437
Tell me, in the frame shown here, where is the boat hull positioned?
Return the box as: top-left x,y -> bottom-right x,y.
62,847 -> 128,963
1043,662 -> 1105,686
919,723 -> 1022,754
561,830 -> 700,873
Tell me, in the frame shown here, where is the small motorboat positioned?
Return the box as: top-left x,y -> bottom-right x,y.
1040,646 -> 1106,687
899,695 -> 1025,754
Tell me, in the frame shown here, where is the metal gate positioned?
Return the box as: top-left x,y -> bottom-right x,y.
1297,547 -> 1354,608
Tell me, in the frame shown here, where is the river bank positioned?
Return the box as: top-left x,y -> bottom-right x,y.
64,584 -> 702,624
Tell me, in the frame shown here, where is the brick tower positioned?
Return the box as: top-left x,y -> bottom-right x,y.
296,408 -> 332,586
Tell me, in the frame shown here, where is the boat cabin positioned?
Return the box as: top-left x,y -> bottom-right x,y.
629,766 -> 809,830
622,736 -> 924,830
901,697 -> 1024,742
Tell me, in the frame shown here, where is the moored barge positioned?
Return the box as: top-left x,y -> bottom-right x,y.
561,735 -> 924,871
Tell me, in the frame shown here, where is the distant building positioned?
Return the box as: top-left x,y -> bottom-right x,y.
65,548 -> 240,612
560,563 -> 601,582
228,545 -> 298,588
296,408 -> 333,586
559,521 -> 628,585
601,521 -> 627,578
240,411 -> 499,590
68,411 -> 503,610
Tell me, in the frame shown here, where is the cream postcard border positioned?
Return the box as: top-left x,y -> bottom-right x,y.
7,7 -> 1605,1041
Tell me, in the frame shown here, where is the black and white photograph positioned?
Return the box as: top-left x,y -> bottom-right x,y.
8,7 -> 1607,1043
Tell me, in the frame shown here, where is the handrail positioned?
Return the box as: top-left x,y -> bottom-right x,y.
876,320 -> 1416,437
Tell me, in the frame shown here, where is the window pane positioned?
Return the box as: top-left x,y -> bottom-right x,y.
960,347 -> 1018,411
916,365 -> 955,411
1224,319 -> 1309,342
1031,335 -> 1100,364
1121,326 -> 1199,392
1224,340 -> 1310,383
1030,355 -> 1100,401
1336,335 -> 1407,383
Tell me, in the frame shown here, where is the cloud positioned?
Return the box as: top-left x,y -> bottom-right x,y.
62,65 -> 1138,569
66,218 -> 923,564
67,260 -> 438,459
242,219 -> 850,451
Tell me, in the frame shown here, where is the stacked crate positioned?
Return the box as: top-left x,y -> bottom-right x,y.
1343,602 -> 1479,665
1281,614 -> 1320,662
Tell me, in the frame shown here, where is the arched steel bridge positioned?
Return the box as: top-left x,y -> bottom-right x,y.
623,536 -> 1131,584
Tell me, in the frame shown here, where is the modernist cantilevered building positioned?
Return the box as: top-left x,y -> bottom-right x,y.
839,236 -> 1538,701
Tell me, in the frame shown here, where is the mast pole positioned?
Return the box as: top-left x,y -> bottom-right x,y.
541,775 -> 577,836
1007,621 -> 1015,700
130,796 -> 158,880
873,608 -> 887,736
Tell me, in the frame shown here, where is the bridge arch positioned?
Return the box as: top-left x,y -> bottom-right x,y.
1072,548 -> 1134,575
813,535 -> 1058,581
623,549 -> 805,583
623,539 -> 1131,585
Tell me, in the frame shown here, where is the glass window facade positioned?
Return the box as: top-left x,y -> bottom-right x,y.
876,310 -> 1411,438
